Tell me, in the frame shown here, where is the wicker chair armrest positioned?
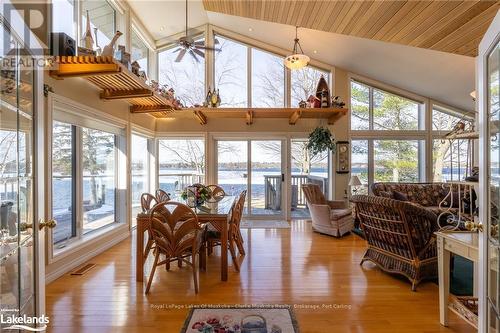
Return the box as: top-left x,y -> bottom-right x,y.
327,200 -> 346,209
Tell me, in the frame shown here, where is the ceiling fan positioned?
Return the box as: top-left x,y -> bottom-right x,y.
173,0 -> 221,63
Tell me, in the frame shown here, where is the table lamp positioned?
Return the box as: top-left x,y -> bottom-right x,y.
349,175 -> 362,195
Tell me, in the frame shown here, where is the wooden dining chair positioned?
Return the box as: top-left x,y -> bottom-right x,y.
145,201 -> 207,294
140,193 -> 158,260
207,184 -> 226,202
155,188 -> 171,202
206,190 -> 247,272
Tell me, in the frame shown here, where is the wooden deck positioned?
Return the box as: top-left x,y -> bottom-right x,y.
46,220 -> 474,333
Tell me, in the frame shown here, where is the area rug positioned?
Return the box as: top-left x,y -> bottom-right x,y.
240,220 -> 290,229
181,305 -> 299,333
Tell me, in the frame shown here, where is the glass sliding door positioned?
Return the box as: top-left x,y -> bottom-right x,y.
251,140 -> 283,216
216,139 -> 285,218
131,134 -> 149,227
158,138 -> 205,194
290,139 -> 329,218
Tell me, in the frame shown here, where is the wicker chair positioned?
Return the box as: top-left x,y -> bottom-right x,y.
302,183 -> 352,237
145,201 -> 206,294
206,184 -> 226,202
140,193 -> 158,260
351,194 -> 439,291
155,189 -> 171,202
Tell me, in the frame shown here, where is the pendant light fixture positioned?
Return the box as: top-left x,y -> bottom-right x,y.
284,26 -> 310,70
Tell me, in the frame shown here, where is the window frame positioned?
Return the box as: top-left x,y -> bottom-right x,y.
130,131 -> 152,228
349,74 -> 473,191
130,26 -> 150,77
47,94 -> 128,262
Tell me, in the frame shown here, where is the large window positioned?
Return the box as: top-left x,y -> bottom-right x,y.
291,66 -> 330,108
51,111 -> 123,250
52,122 -> 76,246
52,0 -> 75,39
158,37 -> 205,107
215,36 -> 248,107
251,49 -> 285,107
82,0 -> 117,47
350,78 -> 471,189
432,106 -> 473,182
350,79 -> 425,189
131,29 -> 149,75
158,138 -> 205,193
82,128 -> 116,234
131,134 -> 149,225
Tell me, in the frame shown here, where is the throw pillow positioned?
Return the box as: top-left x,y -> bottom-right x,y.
393,191 -> 409,201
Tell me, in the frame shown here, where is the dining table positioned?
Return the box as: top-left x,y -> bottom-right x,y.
136,195 -> 236,283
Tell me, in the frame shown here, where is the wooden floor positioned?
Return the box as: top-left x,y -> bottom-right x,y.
46,220 -> 475,333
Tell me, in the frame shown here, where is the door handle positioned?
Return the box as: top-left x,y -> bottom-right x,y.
281,173 -> 285,182
38,219 -> 57,231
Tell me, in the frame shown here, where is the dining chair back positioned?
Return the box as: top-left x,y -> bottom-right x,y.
141,193 -> 157,212
207,184 -> 226,202
155,189 -> 171,202
145,201 -> 206,294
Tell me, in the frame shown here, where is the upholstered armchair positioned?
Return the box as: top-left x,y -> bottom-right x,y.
301,183 -> 353,237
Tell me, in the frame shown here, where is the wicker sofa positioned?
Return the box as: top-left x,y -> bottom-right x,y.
371,182 -> 454,216
352,194 -> 439,291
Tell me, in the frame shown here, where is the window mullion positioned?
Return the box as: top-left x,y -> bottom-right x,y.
369,87 -> 374,131
75,126 -> 83,240
247,46 -> 252,107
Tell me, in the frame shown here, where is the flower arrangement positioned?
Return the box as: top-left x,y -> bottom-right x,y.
192,315 -> 240,333
181,186 -> 211,207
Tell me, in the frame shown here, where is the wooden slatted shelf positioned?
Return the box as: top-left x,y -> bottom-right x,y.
151,107 -> 348,125
49,56 -> 178,116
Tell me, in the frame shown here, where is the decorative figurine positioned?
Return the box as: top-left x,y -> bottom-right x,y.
131,61 -> 141,76
138,70 -> 147,82
93,27 -> 101,55
210,88 -> 220,107
150,80 -> 159,92
320,88 -> 329,108
307,95 -> 321,108
298,100 -> 307,108
331,95 -> 345,108
101,30 -> 123,57
205,87 -> 212,107
315,75 -> 330,108
82,10 -> 94,50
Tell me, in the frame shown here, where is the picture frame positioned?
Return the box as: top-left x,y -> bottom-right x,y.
336,141 -> 349,174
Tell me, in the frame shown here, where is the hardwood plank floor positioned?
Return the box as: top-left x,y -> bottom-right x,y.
46,220 -> 475,333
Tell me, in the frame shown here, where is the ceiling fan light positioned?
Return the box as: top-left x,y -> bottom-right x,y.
284,53 -> 310,70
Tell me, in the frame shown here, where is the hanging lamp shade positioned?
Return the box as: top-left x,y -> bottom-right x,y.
284,26 -> 310,70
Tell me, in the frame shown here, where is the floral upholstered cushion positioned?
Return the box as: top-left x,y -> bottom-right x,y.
372,182 -> 447,207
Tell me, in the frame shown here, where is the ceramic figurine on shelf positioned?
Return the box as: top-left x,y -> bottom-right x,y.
320,88 -> 329,108
298,100 -> 307,108
216,88 -> 221,107
82,10 -> 94,50
307,95 -> 320,108
205,87 -> 212,107
101,31 -> 123,57
93,27 -> 101,55
138,70 -> 147,82
210,88 -> 219,108
131,61 -> 141,76
331,96 -> 345,108
150,80 -> 159,92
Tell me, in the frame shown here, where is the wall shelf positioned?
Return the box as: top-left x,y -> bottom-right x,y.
151,107 -> 348,125
49,56 -> 178,116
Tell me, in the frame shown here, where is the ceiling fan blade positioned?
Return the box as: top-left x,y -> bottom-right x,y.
214,38 -> 220,45
195,45 -> 222,52
194,40 -> 205,46
192,48 -> 205,58
189,50 -> 200,63
172,48 -> 182,53
175,48 -> 187,62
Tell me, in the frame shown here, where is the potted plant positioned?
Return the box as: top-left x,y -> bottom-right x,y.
307,127 -> 335,157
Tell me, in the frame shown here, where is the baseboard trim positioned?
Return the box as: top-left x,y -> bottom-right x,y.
45,231 -> 130,284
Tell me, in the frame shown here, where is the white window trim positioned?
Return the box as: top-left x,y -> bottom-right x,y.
47,93 -> 129,263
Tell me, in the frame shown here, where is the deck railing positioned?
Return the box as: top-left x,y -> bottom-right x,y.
265,174 -> 328,210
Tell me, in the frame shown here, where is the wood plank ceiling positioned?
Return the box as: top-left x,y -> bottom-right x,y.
202,0 -> 500,57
